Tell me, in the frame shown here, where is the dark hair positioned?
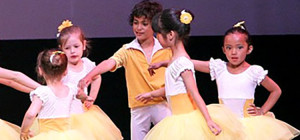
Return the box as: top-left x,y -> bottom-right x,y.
36,48 -> 68,84
224,21 -> 252,46
152,9 -> 194,45
57,26 -> 91,57
128,0 -> 162,26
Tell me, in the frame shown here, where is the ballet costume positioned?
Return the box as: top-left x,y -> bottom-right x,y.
63,57 -> 123,140
28,85 -> 91,140
210,58 -> 300,140
144,56 -> 246,140
0,118 -> 20,140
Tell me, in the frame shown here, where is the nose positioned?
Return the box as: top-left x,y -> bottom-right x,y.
70,47 -> 75,53
137,23 -> 142,30
231,48 -> 237,55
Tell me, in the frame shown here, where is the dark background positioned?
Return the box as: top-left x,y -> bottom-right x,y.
1,35 -> 299,140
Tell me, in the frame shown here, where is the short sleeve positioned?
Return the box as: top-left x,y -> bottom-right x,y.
170,57 -> 194,80
29,86 -> 49,105
249,65 -> 268,85
209,58 -> 226,81
109,45 -> 128,72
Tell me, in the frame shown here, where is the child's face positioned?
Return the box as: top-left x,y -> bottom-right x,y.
223,32 -> 252,66
61,33 -> 86,65
132,16 -> 154,42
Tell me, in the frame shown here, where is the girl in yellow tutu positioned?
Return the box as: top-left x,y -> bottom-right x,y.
136,9 -> 246,140
56,20 -> 123,140
190,21 -> 299,139
0,66 -> 40,140
20,49 -> 90,140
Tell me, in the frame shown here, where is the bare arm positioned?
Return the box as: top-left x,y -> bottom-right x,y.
135,87 -> 166,104
181,70 -> 221,135
0,78 -> 34,93
248,76 -> 281,115
84,74 -> 102,108
20,96 -> 42,140
191,60 -> 210,73
78,59 -> 116,89
0,67 -> 40,91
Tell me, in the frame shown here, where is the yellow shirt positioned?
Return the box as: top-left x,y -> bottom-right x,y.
110,38 -> 172,108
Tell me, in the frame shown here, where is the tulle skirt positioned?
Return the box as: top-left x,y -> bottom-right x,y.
70,105 -> 123,140
0,119 -> 20,140
144,93 -> 246,140
241,115 -> 299,140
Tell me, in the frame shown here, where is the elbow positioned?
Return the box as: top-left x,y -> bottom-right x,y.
11,71 -> 23,81
25,111 -> 37,120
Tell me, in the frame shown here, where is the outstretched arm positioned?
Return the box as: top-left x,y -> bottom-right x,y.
0,78 -> 34,93
191,60 -> 210,73
84,74 -> 102,108
78,59 -> 116,89
247,76 -> 281,116
0,67 -> 40,93
181,70 -> 221,135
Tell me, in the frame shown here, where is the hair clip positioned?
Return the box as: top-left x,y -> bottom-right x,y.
50,51 -> 65,63
180,10 -> 193,24
57,20 -> 73,37
233,21 -> 245,30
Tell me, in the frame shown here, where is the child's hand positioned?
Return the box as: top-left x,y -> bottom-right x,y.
135,92 -> 153,104
76,88 -> 87,102
78,78 -> 91,89
247,104 -> 263,116
20,131 -> 33,140
148,63 -> 163,76
207,120 -> 222,136
84,96 -> 95,108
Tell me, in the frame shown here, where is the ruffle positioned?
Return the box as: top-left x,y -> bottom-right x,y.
209,58 -> 226,81
248,65 -> 268,85
169,56 -> 194,80
30,86 -> 50,105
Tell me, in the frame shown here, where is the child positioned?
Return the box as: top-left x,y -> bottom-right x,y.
0,67 -> 40,140
20,49 -> 89,140
57,20 -> 123,140
136,9 -> 246,140
193,21 -> 300,139
78,1 -> 172,140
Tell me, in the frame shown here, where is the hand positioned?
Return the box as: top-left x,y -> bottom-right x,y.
206,120 -> 222,136
84,96 -> 95,108
247,104 -> 263,116
135,92 -> 153,104
78,78 -> 91,89
20,131 -> 33,140
148,63 -> 163,76
76,88 -> 87,102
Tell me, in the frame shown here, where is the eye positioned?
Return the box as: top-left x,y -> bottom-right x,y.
238,45 -> 244,49
225,46 -> 231,50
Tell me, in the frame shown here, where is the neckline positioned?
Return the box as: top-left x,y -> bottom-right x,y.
225,63 -> 251,76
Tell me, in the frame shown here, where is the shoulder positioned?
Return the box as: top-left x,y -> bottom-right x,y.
82,57 -> 96,67
169,56 -> 194,78
30,86 -> 51,103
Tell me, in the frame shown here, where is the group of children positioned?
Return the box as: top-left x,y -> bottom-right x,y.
0,0 -> 299,140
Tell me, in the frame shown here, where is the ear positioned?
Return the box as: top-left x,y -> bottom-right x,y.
247,45 -> 253,54
167,31 -> 175,42
38,67 -> 43,77
222,46 -> 226,54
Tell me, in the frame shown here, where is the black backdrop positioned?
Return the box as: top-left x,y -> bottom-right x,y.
1,35 -> 299,140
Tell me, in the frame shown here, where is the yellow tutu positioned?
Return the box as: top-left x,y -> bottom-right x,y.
70,105 -> 123,140
144,94 -> 246,140
30,129 -> 87,140
241,115 -> 299,140
0,119 -> 20,140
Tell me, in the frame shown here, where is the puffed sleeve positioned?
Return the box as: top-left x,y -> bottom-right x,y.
170,57 -> 194,80
209,58 -> 226,81
249,65 -> 268,85
109,45 -> 128,72
29,86 -> 49,106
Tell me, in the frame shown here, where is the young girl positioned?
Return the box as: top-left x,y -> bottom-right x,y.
78,1 -> 172,140
20,49 -> 90,140
192,21 -> 300,139
57,20 -> 123,140
136,9 -> 246,140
